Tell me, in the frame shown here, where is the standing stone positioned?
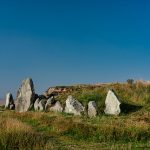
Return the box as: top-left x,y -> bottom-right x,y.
64,95 -> 85,116
16,78 -> 35,112
45,97 -> 56,111
49,101 -> 63,112
104,90 -> 121,115
34,98 -> 40,111
34,98 -> 47,111
88,101 -> 97,117
9,104 -> 15,110
5,93 -> 15,110
38,99 -> 47,111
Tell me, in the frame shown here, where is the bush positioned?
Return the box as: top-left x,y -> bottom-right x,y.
127,79 -> 134,85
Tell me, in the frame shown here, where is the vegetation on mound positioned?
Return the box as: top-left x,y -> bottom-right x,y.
56,81 -> 150,113
0,81 -> 150,149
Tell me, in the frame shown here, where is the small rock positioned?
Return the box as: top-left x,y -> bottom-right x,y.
34,98 -> 40,111
49,101 -> 63,112
88,101 -> 97,117
45,97 -> 56,111
38,99 -> 47,111
34,98 -> 47,111
9,104 -> 15,110
5,93 -> 15,110
64,95 -> 85,116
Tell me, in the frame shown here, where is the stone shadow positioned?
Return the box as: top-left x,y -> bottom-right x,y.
120,102 -> 143,114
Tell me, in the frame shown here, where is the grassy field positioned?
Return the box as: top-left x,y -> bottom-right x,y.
0,81 -> 150,150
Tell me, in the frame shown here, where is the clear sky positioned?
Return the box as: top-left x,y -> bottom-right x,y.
0,0 -> 150,98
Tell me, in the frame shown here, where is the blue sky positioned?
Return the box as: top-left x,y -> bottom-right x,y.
0,0 -> 150,98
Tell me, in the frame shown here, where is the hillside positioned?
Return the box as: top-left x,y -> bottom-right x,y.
45,81 -> 150,113
0,81 -> 150,149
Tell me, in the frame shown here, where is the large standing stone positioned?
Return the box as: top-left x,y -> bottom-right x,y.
88,101 -> 97,117
64,95 -> 85,116
104,90 -> 121,115
5,93 -> 15,110
15,78 -> 35,112
49,101 -> 63,112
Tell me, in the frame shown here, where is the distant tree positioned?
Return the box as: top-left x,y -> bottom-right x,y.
127,79 -> 134,85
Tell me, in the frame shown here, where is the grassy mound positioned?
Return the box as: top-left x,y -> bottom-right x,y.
0,82 -> 150,149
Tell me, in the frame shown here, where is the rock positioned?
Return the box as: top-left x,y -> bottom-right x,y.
15,78 -> 35,112
34,98 -> 40,111
47,87 -> 56,95
49,101 -> 63,112
34,98 -> 47,111
44,86 -> 73,98
5,93 -> 15,110
88,101 -> 97,117
10,104 -> 15,110
38,99 -> 47,111
5,93 -> 11,109
64,95 -> 85,116
45,97 -> 56,111
104,90 -> 121,115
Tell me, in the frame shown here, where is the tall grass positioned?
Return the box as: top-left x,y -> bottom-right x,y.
0,114 -> 51,150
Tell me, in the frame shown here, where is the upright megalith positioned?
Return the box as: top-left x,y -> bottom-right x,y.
34,98 -> 47,111
38,99 -> 47,111
104,90 -> 121,115
45,97 -> 56,111
5,93 -> 15,110
34,98 -> 40,111
64,95 -> 85,116
88,101 -> 97,117
16,78 -> 35,112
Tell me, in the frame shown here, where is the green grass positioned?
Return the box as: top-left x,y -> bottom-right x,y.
56,82 -> 150,111
0,109 -> 150,150
0,82 -> 150,149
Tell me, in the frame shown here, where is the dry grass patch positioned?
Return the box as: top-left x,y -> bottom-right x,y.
0,117 -> 32,133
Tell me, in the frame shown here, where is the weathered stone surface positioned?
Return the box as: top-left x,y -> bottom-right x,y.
5,93 -> 15,110
44,86 -> 73,98
34,98 -> 40,111
34,98 -> 47,111
88,101 -> 97,117
15,78 -> 35,112
5,93 -> 11,109
104,90 -> 121,115
49,101 -> 63,112
9,104 -> 15,110
64,95 -> 85,116
45,97 -> 56,111
38,99 -> 47,111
